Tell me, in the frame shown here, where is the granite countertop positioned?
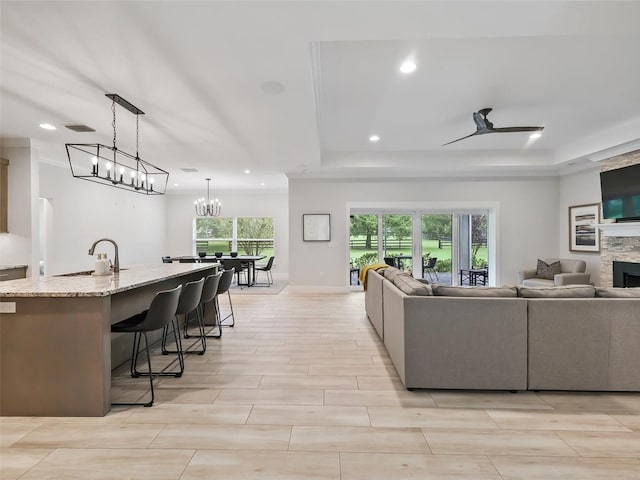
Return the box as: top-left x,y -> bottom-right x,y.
0,263 -> 219,298
0,264 -> 28,271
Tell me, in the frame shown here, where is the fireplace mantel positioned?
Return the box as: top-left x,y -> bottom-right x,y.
597,222 -> 640,237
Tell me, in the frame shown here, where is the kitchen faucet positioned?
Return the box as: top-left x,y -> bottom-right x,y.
88,238 -> 120,273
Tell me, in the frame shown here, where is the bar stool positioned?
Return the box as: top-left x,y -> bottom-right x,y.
217,267 -> 236,330
111,284 -> 182,407
162,277 -> 205,357
185,271 -> 222,341
204,268 -> 236,338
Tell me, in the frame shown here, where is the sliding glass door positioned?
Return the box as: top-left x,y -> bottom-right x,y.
349,209 -> 492,287
383,214 -> 414,273
420,214 -> 453,284
349,214 -> 379,285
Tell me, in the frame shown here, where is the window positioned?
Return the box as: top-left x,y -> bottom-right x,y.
194,217 -> 274,256
349,209 -> 493,287
237,217 -> 274,256
195,218 -> 232,254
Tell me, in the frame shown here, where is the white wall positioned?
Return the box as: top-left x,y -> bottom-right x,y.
557,165 -> 602,285
0,140 -> 39,277
288,177 -> 561,290
165,191 -> 289,274
39,162 -> 168,275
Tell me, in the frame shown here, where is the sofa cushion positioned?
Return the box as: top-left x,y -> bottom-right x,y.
595,287 -> 640,298
432,285 -> 518,297
536,259 -> 561,280
382,266 -> 404,282
521,277 -> 554,287
392,274 -> 433,296
518,285 -> 596,298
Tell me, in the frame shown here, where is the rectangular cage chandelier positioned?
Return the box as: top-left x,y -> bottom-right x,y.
66,94 -> 169,195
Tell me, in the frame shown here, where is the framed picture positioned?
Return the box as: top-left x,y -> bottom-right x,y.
569,203 -> 600,252
303,214 -> 331,241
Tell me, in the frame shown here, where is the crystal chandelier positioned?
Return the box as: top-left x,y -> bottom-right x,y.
195,178 -> 222,217
66,94 -> 169,195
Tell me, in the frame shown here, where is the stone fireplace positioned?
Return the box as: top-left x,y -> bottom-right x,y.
599,149 -> 640,287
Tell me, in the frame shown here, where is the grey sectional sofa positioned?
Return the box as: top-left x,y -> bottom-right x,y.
365,267 -> 640,392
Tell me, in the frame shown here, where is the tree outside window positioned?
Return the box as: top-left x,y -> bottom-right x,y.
195,218 -> 232,253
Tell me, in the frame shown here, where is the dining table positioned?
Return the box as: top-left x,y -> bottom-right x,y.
170,255 -> 266,286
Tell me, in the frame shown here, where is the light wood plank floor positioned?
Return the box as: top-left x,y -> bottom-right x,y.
2,291 -> 640,479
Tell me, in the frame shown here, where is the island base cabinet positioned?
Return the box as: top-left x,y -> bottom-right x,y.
0,264 -> 218,416
1,297 -> 111,416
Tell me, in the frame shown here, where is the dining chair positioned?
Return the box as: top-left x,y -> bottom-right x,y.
384,257 -> 398,268
255,256 -> 275,286
221,258 -> 247,287
423,256 -> 439,281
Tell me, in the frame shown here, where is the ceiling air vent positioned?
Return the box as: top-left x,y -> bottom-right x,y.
181,168 -> 199,172
65,124 -> 95,132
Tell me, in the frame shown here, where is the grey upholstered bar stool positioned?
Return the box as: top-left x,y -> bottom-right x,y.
204,268 -> 236,338
185,271 -> 222,343
162,277 -> 205,358
216,267 -> 236,330
111,284 -> 182,407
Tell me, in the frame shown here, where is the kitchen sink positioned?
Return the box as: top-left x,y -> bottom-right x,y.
55,268 -> 127,277
56,270 -> 94,277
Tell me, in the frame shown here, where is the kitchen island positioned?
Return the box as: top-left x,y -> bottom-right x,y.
0,263 -> 218,416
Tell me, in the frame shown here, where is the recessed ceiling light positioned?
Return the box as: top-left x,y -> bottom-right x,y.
369,135 -> 380,143
173,183 -> 179,187
244,169 -> 250,174
399,61 -> 416,74
39,123 -> 56,130
529,132 -> 542,140
260,182 -> 265,186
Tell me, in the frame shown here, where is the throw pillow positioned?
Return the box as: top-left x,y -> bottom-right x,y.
536,259 -> 561,280
392,274 -> 433,296
382,266 -> 404,283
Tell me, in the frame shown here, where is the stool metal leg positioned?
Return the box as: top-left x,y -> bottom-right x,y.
203,298 -> 222,339
219,291 -> 235,327
113,332 -> 155,407
147,317 -> 184,377
182,307 -> 207,354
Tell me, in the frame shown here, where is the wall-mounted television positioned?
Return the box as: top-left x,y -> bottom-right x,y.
600,163 -> 640,221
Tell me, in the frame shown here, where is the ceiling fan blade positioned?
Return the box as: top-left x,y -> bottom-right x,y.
491,126 -> 544,133
442,131 -> 480,146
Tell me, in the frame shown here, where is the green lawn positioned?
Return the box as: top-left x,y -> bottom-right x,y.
349,239 -> 487,272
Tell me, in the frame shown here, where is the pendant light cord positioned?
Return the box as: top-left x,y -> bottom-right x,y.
112,100 -> 117,150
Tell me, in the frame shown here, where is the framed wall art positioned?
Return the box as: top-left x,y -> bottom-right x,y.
303,214 -> 331,241
569,203 -> 600,252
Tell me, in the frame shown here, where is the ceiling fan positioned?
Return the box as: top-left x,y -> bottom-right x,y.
442,108 -> 544,146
